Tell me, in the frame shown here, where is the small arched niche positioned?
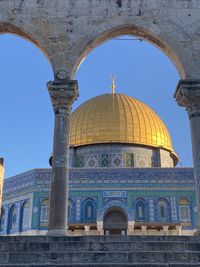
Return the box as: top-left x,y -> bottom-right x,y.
103,206 -> 128,235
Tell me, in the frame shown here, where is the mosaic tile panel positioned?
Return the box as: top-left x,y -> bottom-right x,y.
76,155 -> 85,168
100,154 -> 110,167
86,154 -> 98,168
171,196 -> 178,221
125,153 -> 134,167
111,153 -> 123,167
148,198 -> 155,222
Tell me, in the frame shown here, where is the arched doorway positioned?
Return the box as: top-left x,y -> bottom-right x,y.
103,207 -> 127,235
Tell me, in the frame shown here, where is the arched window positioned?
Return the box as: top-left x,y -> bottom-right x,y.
157,199 -> 168,222
8,205 -> 18,233
0,208 -> 5,232
40,199 -> 49,226
84,199 -> 96,223
179,198 -> 191,222
21,201 -> 30,231
68,200 -> 73,223
136,200 -> 146,221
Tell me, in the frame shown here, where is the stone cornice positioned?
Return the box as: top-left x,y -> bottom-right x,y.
47,80 -> 79,114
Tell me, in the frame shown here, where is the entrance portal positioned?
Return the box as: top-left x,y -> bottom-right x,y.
103,208 -> 127,235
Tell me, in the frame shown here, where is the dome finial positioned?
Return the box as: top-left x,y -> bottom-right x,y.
110,75 -> 116,94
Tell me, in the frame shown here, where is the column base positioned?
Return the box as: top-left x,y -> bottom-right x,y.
47,229 -> 68,236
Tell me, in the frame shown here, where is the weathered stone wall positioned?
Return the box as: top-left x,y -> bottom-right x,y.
0,158 -> 4,214
0,0 -> 200,79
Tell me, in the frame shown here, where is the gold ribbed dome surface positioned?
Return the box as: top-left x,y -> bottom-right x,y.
70,93 -> 175,154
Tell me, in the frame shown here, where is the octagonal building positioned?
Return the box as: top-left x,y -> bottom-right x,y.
0,90 -> 196,236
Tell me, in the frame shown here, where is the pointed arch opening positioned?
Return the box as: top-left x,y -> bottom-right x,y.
72,26 -> 192,168
135,199 -> 147,221
0,32 -> 54,178
103,206 -> 128,235
72,25 -> 185,79
157,199 -> 169,222
0,208 -> 5,232
83,198 -> 96,223
179,198 -> 191,222
8,205 -> 18,234
20,201 -> 30,232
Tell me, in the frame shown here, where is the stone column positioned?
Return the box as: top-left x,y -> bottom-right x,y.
174,79 -> 200,231
47,79 -> 78,235
162,225 -> 169,236
176,225 -> 182,236
84,225 -> 91,235
127,221 -> 135,235
97,221 -> 104,235
141,225 -> 147,236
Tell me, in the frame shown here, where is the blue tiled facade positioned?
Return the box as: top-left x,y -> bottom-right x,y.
0,167 -> 197,235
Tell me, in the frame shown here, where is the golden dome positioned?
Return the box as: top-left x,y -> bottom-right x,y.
70,93 -> 177,161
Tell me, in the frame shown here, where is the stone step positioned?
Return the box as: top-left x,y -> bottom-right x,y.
0,251 -> 200,264
1,241 -> 200,252
1,264 -> 200,267
1,236 -> 200,266
1,236 -> 200,243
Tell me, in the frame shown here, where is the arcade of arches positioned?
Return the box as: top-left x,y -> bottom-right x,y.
0,0 -> 200,236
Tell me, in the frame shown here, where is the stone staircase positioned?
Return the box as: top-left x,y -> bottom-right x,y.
0,236 -> 200,266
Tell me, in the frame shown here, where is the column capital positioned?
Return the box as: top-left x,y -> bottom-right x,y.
47,79 -> 79,114
174,79 -> 200,116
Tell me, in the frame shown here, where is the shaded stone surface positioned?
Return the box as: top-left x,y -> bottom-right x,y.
0,236 -> 200,266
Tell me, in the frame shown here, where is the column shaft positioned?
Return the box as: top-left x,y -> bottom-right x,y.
47,80 -> 78,235
188,110 -> 200,227
174,79 -> 200,230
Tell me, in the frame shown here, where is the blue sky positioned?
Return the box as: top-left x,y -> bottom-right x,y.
0,34 -> 192,178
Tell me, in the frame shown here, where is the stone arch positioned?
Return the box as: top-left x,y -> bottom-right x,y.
179,198 -> 190,205
0,22 -> 54,73
19,200 -> 30,232
0,208 -> 5,232
178,197 -> 191,222
103,205 -> 128,221
70,25 -> 185,79
82,198 -> 96,223
135,198 -> 148,221
0,29 -> 55,184
103,206 -> 128,234
8,205 -> 18,234
39,199 -> 49,228
157,198 -> 170,222
98,200 -> 130,221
